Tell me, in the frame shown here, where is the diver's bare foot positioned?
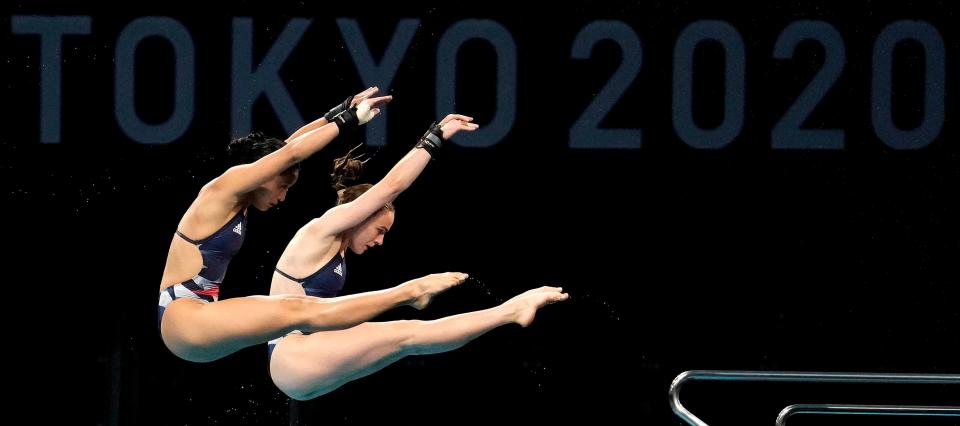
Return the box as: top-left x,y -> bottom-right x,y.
408,272 -> 468,310
502,286 -> 569,327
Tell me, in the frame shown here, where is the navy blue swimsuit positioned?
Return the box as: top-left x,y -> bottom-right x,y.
268,252 -> 347,359
274,252 -> 347,298
157,210 -> 247,330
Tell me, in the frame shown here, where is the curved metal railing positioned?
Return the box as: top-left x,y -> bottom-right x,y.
669,370 -> 960,426
776,404 -> 960,426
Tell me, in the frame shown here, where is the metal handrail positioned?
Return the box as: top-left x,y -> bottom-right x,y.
777,404 -> 960,426
669,370 -> 960,426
